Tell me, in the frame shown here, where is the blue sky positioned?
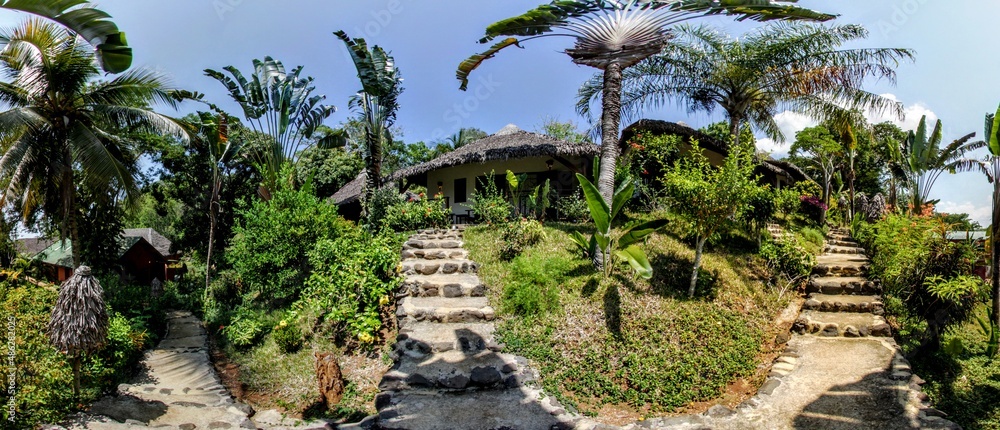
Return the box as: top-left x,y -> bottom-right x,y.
0,1 -> 996,224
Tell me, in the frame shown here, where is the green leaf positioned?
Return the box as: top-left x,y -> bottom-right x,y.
480,1 -> 604,42
615,245 -> 653,279
506,170 -> 519,191
611,178 -> 635,222
569,230 -> 590,254
576,173 -> 610,234
456,37 -> 520,91
664,0 -> 837,22
619,219 -> 668,248
990,106 -> 1000,156
594,231 -> 610,256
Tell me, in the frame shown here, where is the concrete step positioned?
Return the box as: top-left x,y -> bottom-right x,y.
803,294 -> 884,314
395,321 -> 499,356
401,259 -> 478,276
376,387 -> 574,430
403,239 -> 464,250
379,350 -> 532,392
792,310 -> 892,337
401,248 -> 470,261
813,254 -> 870,276
118,383 -> 234,408
807,276 -> 880,295
823,245 -> 866,255
397,297 -> 496,324
827,238 -> 859,247
402,274 -> 485,298
827,233 -> 854,242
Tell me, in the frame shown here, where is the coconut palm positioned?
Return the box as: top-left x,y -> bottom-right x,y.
457,0 -> 835,205
0,0 -> 132,73
0,19 -> 188,267
888,115 -> 981,214
335,30 -> 403,221
578,23 -> 914,152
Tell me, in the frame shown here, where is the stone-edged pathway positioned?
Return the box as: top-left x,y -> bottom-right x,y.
375,228 -> 595,430
55,310 -> 254,430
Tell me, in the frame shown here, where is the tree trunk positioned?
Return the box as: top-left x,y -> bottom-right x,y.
820,171 -> 831,226
689,236 -> 707,298
362,132 -> 383,224
72,355 -> 81,398
992,179 -> 1000,332
848,161 -> 856,223
597,62 -> 623,206
728,116 -> 743,151
206,179 -> 220,291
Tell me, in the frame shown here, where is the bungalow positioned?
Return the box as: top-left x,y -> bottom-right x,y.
20,229 -> 174,284
333,124 -> 600,222
620,119 -> 812,189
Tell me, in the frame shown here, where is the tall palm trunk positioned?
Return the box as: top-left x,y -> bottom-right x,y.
992,177 -> 1000,330
847,158 -> 856,222
205,178 -> 221,291
597,62 -> 622,205
63,148 -> 83,268
728,115 -> 743,151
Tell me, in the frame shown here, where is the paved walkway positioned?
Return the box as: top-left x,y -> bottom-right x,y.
57,310 -> 254,429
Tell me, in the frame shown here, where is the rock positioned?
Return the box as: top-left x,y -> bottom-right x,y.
923,407 -> 948,417
179,424 -> 197,430
759,379 -> 781,395
820,324 -> 840,337
803,299 -> 821,309
775,332 -> 790,345
911,375 -> 927,385
705,405 -> 735,417
439,371 -> 471,389
228,403 -> 254,417
471,366 -> 503,385
88,395 -> 168,424
253,409 -> 285,425
871,322 -> 892,337
843,326 -> 861,338
442,284 -> 463,298
405,373 -> 434,388
315,352 -> 345,410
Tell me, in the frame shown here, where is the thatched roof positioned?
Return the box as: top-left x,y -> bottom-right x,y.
16,237 -> 56,256
35,236 -> 164,269
124,228 -> 173,257
331,125 -> 599,205
620,119 -> 729,156
48,265 -> 109,356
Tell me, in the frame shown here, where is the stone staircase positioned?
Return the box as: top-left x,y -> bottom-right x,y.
375,228 -> 579,430
794,227 -> 892,337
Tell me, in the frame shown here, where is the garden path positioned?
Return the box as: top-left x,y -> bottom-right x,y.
55,310 -> 256,429
627,226 -> 960,430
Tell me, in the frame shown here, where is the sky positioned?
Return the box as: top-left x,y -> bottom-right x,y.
0,1 -> 996,224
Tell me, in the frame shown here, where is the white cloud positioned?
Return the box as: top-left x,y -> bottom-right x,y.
866,93 -> 937,131
936,200 -> 992,227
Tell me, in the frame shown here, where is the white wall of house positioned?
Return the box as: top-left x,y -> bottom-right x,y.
422,156 -> 589,216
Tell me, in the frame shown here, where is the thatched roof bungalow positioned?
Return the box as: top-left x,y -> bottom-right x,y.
333,124 -> 600,221
32,230 -> 172,285
620,119 -> 812,189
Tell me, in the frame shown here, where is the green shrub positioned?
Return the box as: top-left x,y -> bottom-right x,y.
382,197 -> 450,232
93,313 -> 152,382
501,255 -> 562,317
300,231 -> 402,345
774,188 -> 801,218
223,311 -> 265,349
226,188 -> 352,308
555,193 -> 590,223
499,218 -> 546,261
470,174 -> 511,225
272,319 -> 305,353
759,239 -> 815,279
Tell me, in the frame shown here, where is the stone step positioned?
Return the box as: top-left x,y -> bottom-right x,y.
813,255 -> 870,276
379,350 -> 531,392
822,245 -> 867,255
402,274 -> 485,298
395,322 -> 499,356
118,383 -> 234,407
827,233 -> 854,242
401,259 -> 478,276
403,239 -> 464,250
803,294 -> 884,314
807,276 -> 880,295
376,387 -> 573,430
401,248 -> 470,261
827,238 -> 859,247
792,310 -> 892,337
397,297 -> 496,324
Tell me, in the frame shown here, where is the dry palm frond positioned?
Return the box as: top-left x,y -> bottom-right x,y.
48,265 -> 108,356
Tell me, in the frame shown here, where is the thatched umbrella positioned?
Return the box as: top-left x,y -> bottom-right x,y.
48,266 -> 108,397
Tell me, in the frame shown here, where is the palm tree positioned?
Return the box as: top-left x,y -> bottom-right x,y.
205,57 -> 336,198
457,0 -> 835,205
335,31 -> 403,221
889,116 -> 981,214
0,0 -> 132,73
0,19 -> 187,267
578,23 -> 913,153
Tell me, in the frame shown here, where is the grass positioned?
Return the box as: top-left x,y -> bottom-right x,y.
464,220 -> 790,422
226,331 -> 392,422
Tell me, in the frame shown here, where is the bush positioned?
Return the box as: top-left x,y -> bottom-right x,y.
223,311 -> 266,349
300,231 -> 402,345
501,255 -> 562,317
774,188 -> 801,218
94,313 -> 152,382
382,197 -> 450,232
556,193 -> 589,223
226,188 -> 352,308
759,239 -> 815,279
272,319 -> 305,353
470,174 -> 511,225
499,218 -> 546,261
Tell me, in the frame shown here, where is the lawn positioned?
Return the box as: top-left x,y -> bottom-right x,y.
464,221 -> 792,423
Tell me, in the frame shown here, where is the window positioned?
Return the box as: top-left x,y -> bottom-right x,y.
454,178 -> 467,203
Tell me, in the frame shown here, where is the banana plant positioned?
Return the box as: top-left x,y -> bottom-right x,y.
0,0 -> 132,73
569,174 -> 667,279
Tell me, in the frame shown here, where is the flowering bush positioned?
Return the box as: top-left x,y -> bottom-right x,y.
799,195 -> 827,225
